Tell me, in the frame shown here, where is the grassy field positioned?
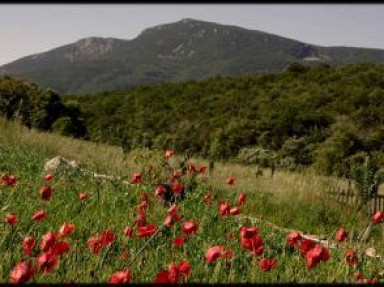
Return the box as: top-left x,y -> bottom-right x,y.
0,118 -> 383,283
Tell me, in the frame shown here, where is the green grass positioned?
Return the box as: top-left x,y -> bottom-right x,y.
0,120 -> 383,283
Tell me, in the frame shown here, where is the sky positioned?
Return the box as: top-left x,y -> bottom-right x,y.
1,4 -> 384,66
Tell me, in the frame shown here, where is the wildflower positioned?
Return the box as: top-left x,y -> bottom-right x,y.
305,245 -> 330,269
140,193 -> 148,201
336,228 -> 348,242
123,226 -> 134,238
240,227 -> 259,239
40,232 -> 56,252
165,150 -> 175,158
32,210 -> 47,221
345,250 -> 359,266
137,200 -> 148,213
9,261 -> 34,283
300,239 -> 316,255
205,245 -> 232,264
172,182 -> 184,195
58,223 -> 75,238
219,201 -> 230,216
155,186 -> 167,197
99,229 -> 116,246
286,232 -> 302,248
229,206 -> 241,216
164,204 -> 182,227
259,258 -> 278,271
22,237 -> 35,256
173,236 -> 187,247
36,251 -> 59,274
39,185 -> 52,200
43,174 -> 53,181
241,235 -> 264,256
178,261 -> 191,277
372,211 -> 384,224
109,269 -> 131,283
155,270 -> 172,283
87,236 -> 103,255
5,213 -> 18,225
188,164 -> 196,173
0,174 -> 18,187
131,172 -> 142,184
354,272 -> 364,280
134,213 -> 147,227
203,193 -> 211,204
79,192 -> 89,202
137,224 -> 157,238
173,170 -> 183,179
199,166 -> 207,174
51,241 -> 70,256
238,192 -> 246,205
226,176 -> 235,185
181,220 -> 198,235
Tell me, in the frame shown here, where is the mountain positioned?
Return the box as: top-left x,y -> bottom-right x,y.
2,18 -> 384,94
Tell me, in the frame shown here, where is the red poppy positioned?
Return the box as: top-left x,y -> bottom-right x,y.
305,245 -> 330,269
155,270 -> 172,283
0,174 -> 18,187
164,204 -> 182,227
173,236 -> 187,247
44,174 -> 53,181
39,185 -> 52,200
205,245 -> 232,264
99,229 -> 116,246
286,232 -> 302,248
155,186 -> 167,197
173,170 -> 183,179
40,232 -> 56,252
131,172 -> 142,184
259,258 -> 278,271
372,211 -> 384,224
219,201 -> 230,216
168,262 -> 180,283
229,206 -> 241,216
345,250 -> 359,266
240,227 -> 259,239
238,192 -> 246,205
137,224 -> 157,238
181,220 -> 198,235
300,239 -> 316,255
165,150 -> 175,158
226,176 -> 235,185
87,236 -> 103,255
22,237 -> 35,256
199,166 -> 207,174
51,241 -> 70,256
9,261 -> 34,283
123,226 -> 134,238
354,272 -> 364,280
140,193 -> 148,201
109,269 -> 131,283
137,200 -> 149,213
336,228 -> 348,242
241,236 -> 264,256
79,192 -> 89,202
134,213 -> 147,227
58,223 -> 75,238
5,213 -> 18,225
31,210 -> 47,222
188,164 -> 196,173
203,193 -> 211,204
172,182 -> 184,195
36,251 -> 59,274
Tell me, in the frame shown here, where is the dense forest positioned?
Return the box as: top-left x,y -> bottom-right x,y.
2,62 -> 384,178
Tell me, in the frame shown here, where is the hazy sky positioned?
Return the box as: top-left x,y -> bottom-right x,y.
1,4 -> 384,65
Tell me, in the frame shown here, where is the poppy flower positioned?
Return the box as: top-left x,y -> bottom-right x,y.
205,245 -> 231,264
123,226 -> 134,238
0,174 -> 18,187
9,261 -> 34,283
87,236 -> 103,255
43,174 -> 53,181
300,239 -> 316,255
140,193 -> 149,201
181,220 -> 198,235
155,270 -> 172,283
199,166 -> 207,174
305,245 -> 330,269
137,201 -> 148,213
5,213 -> 18,225
58,223 -> 75,238
230,206 -> 241,216
238,192 -> 246,205
241,236 -> 264,256
372,211 -> 384,224
173,170 -> 183,179
164,204 -> 182,227
51,241 -> 70,256
168,262 -> 180,283
178,261 -> 191,277
134,213 -> 147,227
345,250 -> 359,266
172,182 -> 184,195
219,201 -> 230,216
286,232 -> 302,248
155,186 -> 167,197
79,192 -> 89,202
354,272 -> 364,280
36,251 -> 59,274
336,228 -> 348,242
39,185 -> 52,200
173,236 -> 187,247
202,193 -> 211,205
40,232 -> 56,252
259,258 -> 278,271
131,172 -> 142,184
99,229 -> 116,246
165,150 -> 175,158
31,210 -> 47,222
188,164 -> 196,173
22,237 -> 35,256
109,269 -> 131,283
137,224 -> 157,238
240,227 -> 259,239
226,176 -> 235,185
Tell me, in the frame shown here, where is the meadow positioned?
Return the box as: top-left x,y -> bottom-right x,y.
1,118 -> 383,283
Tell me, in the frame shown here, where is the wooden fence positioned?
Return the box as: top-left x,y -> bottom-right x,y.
327,189 -> 384,215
